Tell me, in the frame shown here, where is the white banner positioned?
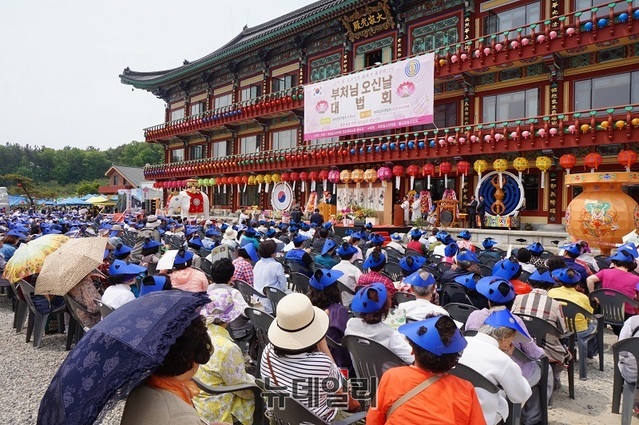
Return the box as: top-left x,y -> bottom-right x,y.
304,52 -> 434,140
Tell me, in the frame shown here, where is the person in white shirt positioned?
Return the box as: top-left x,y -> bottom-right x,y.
102,260 -> 147,309
399,270 -> 448,321
516,248 -> 538,274
345,283 -> 414,364
331,242 -> 362,306
386,233 -> 406,255
365,233 -> 387,259
349,232 -> 364,262
459,308 -> 533,425
252,240 -> 287,314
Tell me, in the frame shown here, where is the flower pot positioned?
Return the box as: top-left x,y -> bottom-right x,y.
365,217 -> 378,226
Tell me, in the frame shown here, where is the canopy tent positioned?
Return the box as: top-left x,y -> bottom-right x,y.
80,193 -> 99,201
9,195 -> 28,206
85,195 -> 109,204
57,197 -> 90,206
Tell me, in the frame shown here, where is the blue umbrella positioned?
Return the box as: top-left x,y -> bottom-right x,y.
38,290 -> 210,425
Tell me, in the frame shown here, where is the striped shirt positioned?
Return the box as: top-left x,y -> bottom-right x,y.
357,271 -> 397,296
260,344 -> 343,421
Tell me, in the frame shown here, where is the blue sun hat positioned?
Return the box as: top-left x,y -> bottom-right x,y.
309,268 -> 344,290
560,243 -> 582,256
351,231 -> 365,240
300,222 -> 311,231
482,238 -> 498,249
456,250 -> 479,263
370,233 -> 385,245
454,273 -> 481,291
492,258 -> 521,280
617,242 -> 639,258
528,270 -> 556,286
108,259 -> 146,277
265,228 -> 277,238
6,229 -> 27,239
220,223 -> 229,231
484,308 -> 532,342
321,238 -> 337,255
292,234 -> 309,245
351,282 -> 387,313
391,233 -> 403,241
457,230 -> 471,240
365,222 -> 373,230
244,227 -> 257,238
42,227 -> 62,235
398,316 -> 467,356
336,243 -> 358,257
435,231 -> 449,242
476,276 -> 516,304
403,269 -> 435,287
344,229 -> 353,237
444,243 -> 459,258
205,227 -> 220,238
239,243 -> 259,263
551,267 -> 582,285
142,239 -> 161,250
185,226 -> 200,238
323,222 -> 333,230
410,229 -> 424,239
399,255 -> 426,273
113,244 -> 132,258
527,242 -> 544,256
363,252 -> 386,269
140,275 -> 170,297
609,248 -> 636,263
188,237 -> 204,249
173,250 -> 195,266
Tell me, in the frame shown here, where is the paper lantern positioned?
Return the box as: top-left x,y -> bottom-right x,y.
377,165 -> 392,182
364,168 -> 378,191
457,160 -> 470,189
255,174 -> 265,193
264,174 -> 273,192
280,172 -> 290,183
319,169 -> 330,191
340,169 -> 352,185
513,157 -> 530,181
351,168 -> 365,188
241,175 -> 249,192
271,173 -> 281,184
473,159 -> 488,181
299,171 -> 309,192
422,163 -> 435,189
618,149 -> 637,172
406,165 -> 420,190
536,156 -> 552,189
439,161 -> 452,188
559,154 -> 576,175
289,171 -> 299,191
392,165 -> 404,190
328,169 -> 340,194
584,152 -> 602,173
493,159 -> 508,188
308,170 -> 319,192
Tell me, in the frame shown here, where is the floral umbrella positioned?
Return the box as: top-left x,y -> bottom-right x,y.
2,234 -> 69,283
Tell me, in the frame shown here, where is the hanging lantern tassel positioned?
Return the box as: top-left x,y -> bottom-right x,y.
258,183 -> 262,193
461,174 -> 465,191
223,183 -> 227,194
540,171 -> 545,189
293,181 -> 297,191
311,181 -> 316,192
410,175 -> 415,190
518,171 -> 523,181
499,172 -> 503,189
566,168 -> 571,175
444,174 -> 448,189
243,183 -> 247,193
333,183 -> 337,195
427,175 -> 431,190
323,179 -> 328,192
265,182 -> 270,192
301,181 -> 305,192
237,183 -> 241,192
395,175 -> 401,190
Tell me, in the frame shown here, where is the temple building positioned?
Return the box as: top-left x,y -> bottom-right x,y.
120,0 -> 639,229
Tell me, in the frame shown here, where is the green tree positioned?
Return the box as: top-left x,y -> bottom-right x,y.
76,180 -> 101,197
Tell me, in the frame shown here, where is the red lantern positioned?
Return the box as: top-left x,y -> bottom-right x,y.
439,161 -> 453,188
618,149 -> 637,171
559,154 -> 577,174
406,164 -> 420,190
280,172 -> 290,182
308,170 -> 320,191
457,160 -> 471,190
299,171 -> 309,192
319,169 -> 330,192
234,176 -> 242,191
392,165 -> 404,190
422,163 -> 435,189
289,171 -> 299,190
584,152 -> 602,172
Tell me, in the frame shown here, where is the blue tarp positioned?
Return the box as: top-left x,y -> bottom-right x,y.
57,197 -> 90,206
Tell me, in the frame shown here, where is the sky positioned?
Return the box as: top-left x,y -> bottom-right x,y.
0,0 -> 316,151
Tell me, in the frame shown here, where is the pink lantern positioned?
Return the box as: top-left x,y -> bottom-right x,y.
483,47 -> 491,56
537,128 -> 546,137
565,28 -> 575,36
484,135 -> 492,142
568,125 -> 576,133
521,37 -> 530,46
495,43 -> 503,51
537,34 -> 545,43
377,165 -> 392,182
510,40 -> 519,49
510,131 -> 518,139
494,133 -> 504,141
328,169 -> 340,194
450,54 -> 459,63
438,139 -> 446,146
521,130 -> 530,138
550,30 -> 558,39
460,53 -> 468,61
474,49 -> 481,58
458,137 -> 467,144
470,135 -> 478,143
447,136 -> 455,143
549,128 -> 558,136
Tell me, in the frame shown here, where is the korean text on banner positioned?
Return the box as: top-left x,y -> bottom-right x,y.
303,52 -> 434,140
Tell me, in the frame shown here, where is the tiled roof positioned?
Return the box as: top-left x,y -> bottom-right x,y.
120,0 -> 357,90
106,165 -> 146,187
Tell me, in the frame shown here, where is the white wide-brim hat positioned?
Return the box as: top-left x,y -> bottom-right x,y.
223,228 -> 238,240
268,293 -> 329,351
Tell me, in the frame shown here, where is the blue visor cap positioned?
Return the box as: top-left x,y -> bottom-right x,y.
476,276 -> 516,303
435,231 -> 449,242
244,227 -> 256,237
173,250 -> 194,265
363,252 -> 386,269
309,269 -> 344,290
205,228 -> 221,238
351,282 -> 387,313
188,237 -> 204,249
109,259 -> 147,276
410,229 -> 424,239
527,242 -> 544,255
142,239 -> 161,250
113,245 -> 132,257
403,270 -> 435,288
185,226 -> 200,237
239,243 -> 259,263
456,250 -> 479,263
140,276 -> 169,297
265,228 -> 276,238
399,316 -> 467,356
365,222 -> 373,229
391,233 -> 402,241
399,255 -> 426,273
492,259 -> 521,280
454,273 -> 480,291
551,268 -> 581,285
484,308 -> 532,343
609,249 -> 636,263
300,223 -> 310,231
370,233 -> 385,245
560,243 -> 582,256
292,235 -> 308,245
350,231 -> 365,240
482,238 -> 498,249
323,222 -> 333,229
444,243 -> 458,258
336,243 -> 358,257
457,230 -> 471,240
618,242 -> 639,258
321,239 -> 337,255
528,270 -> 556,286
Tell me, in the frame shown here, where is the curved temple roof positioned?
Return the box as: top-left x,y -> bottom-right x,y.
120,0 -> 359,91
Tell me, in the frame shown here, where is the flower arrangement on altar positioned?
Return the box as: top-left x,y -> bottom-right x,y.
350,205 -> 377,220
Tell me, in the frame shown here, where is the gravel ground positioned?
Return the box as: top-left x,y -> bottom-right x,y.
0,292 -> 636,424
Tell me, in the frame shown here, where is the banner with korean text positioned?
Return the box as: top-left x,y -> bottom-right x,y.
304,52 -> 434,140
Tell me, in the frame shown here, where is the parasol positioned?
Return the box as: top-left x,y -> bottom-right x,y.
35,237 -> 107,296
37,291 -> 210,425
2,234 -> 69,283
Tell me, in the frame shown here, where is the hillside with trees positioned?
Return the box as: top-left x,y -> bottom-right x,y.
0,141 -> 163,199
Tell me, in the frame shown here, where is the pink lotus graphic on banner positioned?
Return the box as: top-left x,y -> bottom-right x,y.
303,52 -> 434,140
